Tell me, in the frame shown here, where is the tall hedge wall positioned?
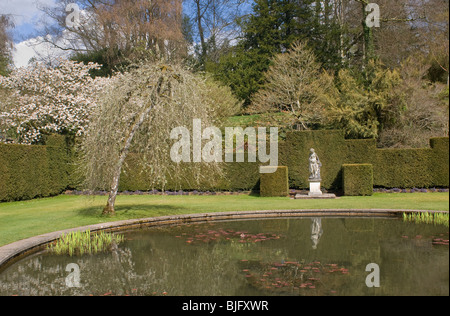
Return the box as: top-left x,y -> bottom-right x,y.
1,132 -> 448,202
430,137 -> 449,187
0,143 -> 50,201
281,132 -> 449,190
342,164 -> 374,196
0,135 -> 73,202
281,130 -> 346,190
119,152 -> 262,192
119,132 -> 449,192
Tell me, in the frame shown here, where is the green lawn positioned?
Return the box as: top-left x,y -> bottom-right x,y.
0,192 -> 448,247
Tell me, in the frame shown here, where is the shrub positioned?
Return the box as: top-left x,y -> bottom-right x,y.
430,137 -> 449,187
260,166 -> 289,197
342,164 -> 373,196
373,148 -> 433,188
0,134 -> 72,201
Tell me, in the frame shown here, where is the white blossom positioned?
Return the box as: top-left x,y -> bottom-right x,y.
0,59 -> 111,144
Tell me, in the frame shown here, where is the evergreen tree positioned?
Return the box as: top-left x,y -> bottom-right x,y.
0,15 -> 13,76
209,0 -> 345,106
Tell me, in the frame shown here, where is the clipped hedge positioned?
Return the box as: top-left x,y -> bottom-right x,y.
282,131 -> 448,190
430,137 -> 449,187
1,131 -> 448,201
282,130 -> 346,190
342,164 -> 373,196
373,148 -> 433,189
0,135 -> 72,202
108,132 -> 450,192
0,143 -> 50,201
119,152 -> 262,192
260,166 -> 289,197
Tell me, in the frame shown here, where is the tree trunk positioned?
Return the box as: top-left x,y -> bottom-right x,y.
195,0 -> 207,66
103,167 -> 124,216
361,1 -> 374,67
102,101 -> 157,216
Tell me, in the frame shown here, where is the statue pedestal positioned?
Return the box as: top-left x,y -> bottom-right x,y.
294,180 -> 337,200
308,180 -> 323,197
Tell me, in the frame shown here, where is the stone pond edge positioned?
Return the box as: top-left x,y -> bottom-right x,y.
1,209 -> 448,271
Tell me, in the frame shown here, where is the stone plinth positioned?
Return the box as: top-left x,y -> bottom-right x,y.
309,180 -> 323,196
294,180 -> 336,199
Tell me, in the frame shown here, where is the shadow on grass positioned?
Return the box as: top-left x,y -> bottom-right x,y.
76,204 -> 186,219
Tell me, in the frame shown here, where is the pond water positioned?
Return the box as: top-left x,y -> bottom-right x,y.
0,217 -> 448,296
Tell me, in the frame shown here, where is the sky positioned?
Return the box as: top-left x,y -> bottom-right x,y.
1,0 -> 55,41
1,0 -> 60,67
1,0 -> 252,68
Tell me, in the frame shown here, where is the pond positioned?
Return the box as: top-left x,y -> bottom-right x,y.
0,217 -> 448,296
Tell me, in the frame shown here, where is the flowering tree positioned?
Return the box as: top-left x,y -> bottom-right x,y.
0,59 -> 109,144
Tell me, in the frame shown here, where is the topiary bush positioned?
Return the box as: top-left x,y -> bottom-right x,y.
342,164 -> 373,196
260,166 -> 289,197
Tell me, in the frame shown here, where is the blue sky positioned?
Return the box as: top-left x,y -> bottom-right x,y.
0,0 -> 56,67
1,0 -> 55,43
3,0 -> 200,43
1,0 -> 253,67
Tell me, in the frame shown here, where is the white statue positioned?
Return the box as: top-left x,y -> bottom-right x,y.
311,218 -> 323,250
309,148 -> 322,181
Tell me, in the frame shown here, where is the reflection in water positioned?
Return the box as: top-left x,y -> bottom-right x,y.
311,218 -> 323,250
0,218 -> 448,296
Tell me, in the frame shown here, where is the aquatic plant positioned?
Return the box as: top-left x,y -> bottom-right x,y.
48,230 -> 125,256
403,212 -> 449,228
239,260 -> 349,295
177,228 -> 283,245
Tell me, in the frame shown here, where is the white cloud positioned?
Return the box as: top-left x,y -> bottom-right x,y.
12,32 -> 79,68
12,39 -> 38,67
0,0 -> 55,27
9,4 -> 95,68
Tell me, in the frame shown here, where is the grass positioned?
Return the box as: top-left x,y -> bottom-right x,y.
47,229 -> 125,256
0,192 -> 448,247
403,212 -> 449,228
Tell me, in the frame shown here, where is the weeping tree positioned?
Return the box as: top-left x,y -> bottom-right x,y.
80,62 -> 239,215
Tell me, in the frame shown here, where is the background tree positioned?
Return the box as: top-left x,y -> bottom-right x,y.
0,59 -> 109,144
324,59 -> 405,140
249,41 -> 335,130
414,0 -> 449,84
186,0 -> 251,69
39,0 -> 186,70
209,0 -> 353,106
210,0 -> 318,106
0,15 -> 14,76
378,56 -> 449,148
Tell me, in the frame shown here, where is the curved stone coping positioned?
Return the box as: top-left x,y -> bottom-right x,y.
0,209 -> 447,271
